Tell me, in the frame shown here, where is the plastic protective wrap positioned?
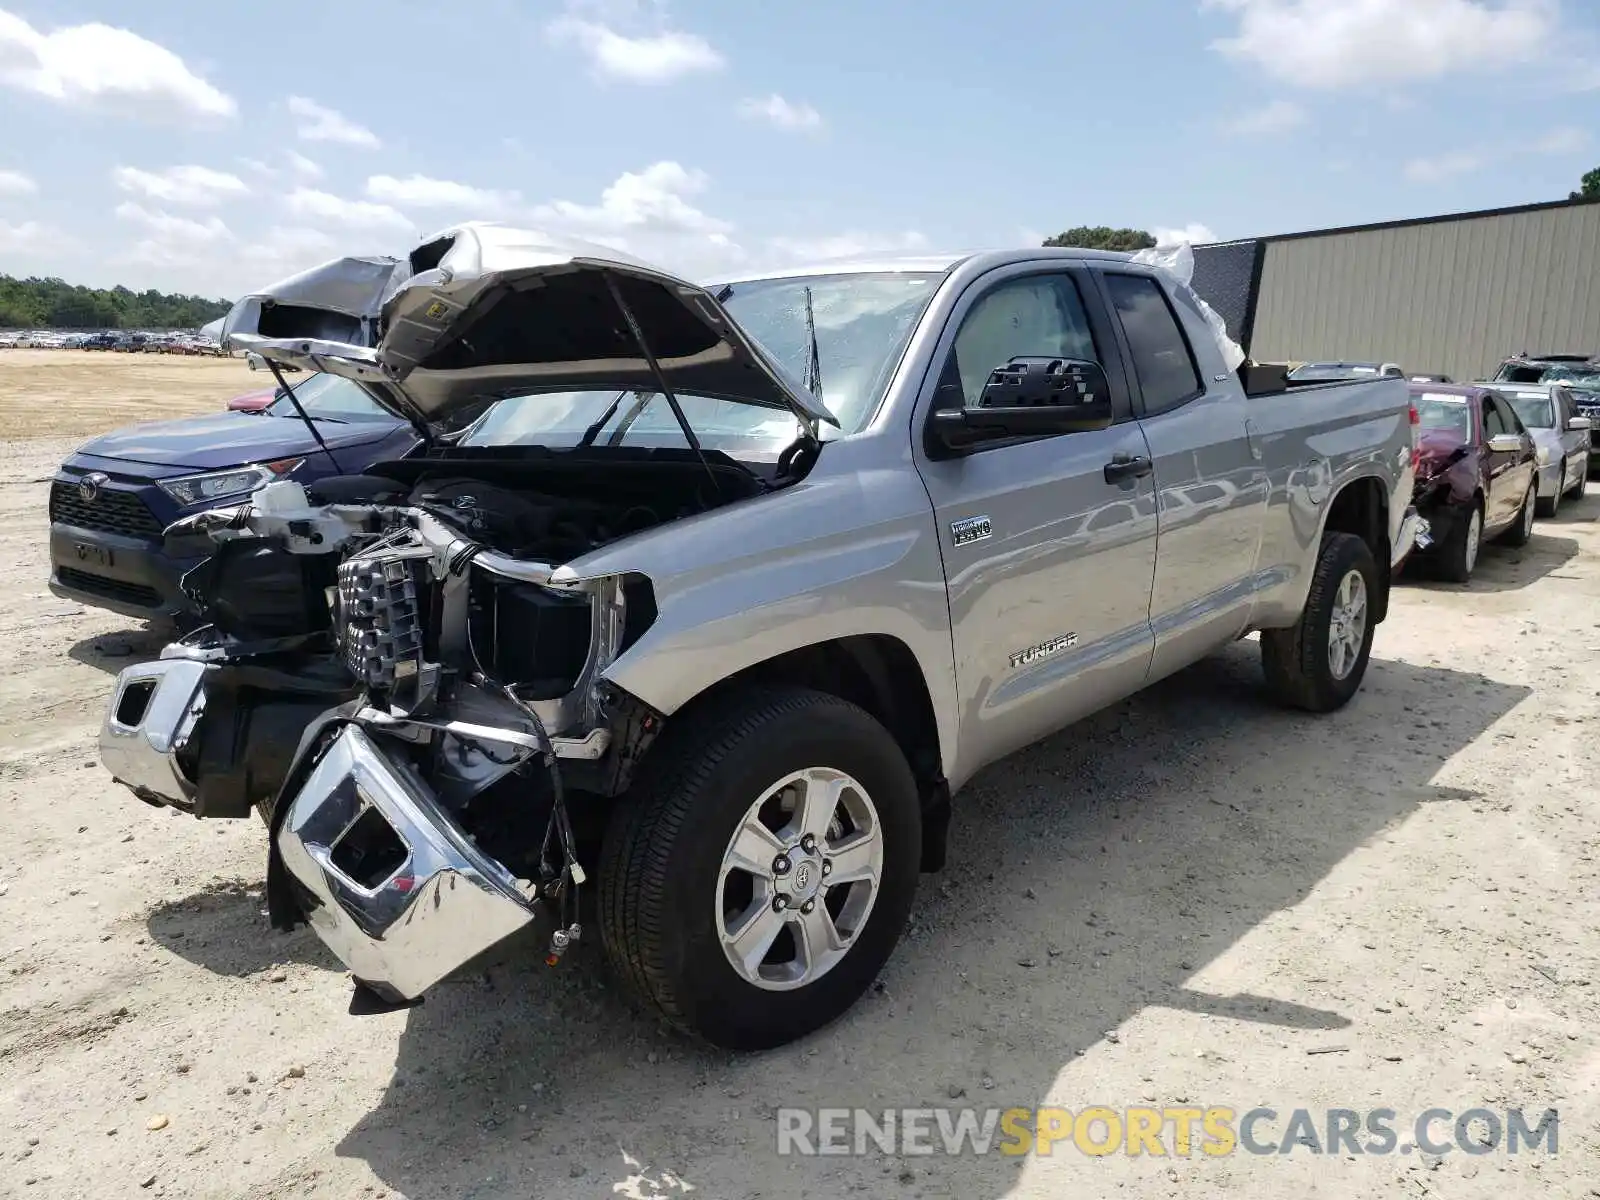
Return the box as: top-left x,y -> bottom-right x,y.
1130,243 -> 1246,372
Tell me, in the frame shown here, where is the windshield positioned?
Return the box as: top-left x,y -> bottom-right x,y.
1414,394 -> 1473,438
1505,394 -> 1555,429
1544,364 -> 1600,386
267,372 -> 393,423
461,389 -> 809,458
719,271 -> 943,433
459,270 -> 945,456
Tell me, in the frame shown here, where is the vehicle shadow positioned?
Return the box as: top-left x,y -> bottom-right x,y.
1400,528 -> 1578,592
66,624 -> 170,674
145,880 -> 340,976
322,643 -> 1527,1199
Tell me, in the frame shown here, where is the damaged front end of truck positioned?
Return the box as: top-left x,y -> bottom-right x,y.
96,224 -> 834,1010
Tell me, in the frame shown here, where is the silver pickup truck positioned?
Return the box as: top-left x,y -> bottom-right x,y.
98,225 -> 1421,1050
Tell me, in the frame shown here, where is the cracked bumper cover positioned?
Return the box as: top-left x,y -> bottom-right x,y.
99,661 -> 547,1001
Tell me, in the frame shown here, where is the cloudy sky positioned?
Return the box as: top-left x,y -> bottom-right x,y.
0,0 -> 1595,298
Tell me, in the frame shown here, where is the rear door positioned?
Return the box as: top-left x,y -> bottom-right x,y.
913,264 -> 1158,772
1091,269 -> 1269,682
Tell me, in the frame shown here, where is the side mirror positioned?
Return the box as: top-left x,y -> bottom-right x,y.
1486,433 -> 1525,454
930,357 -> 1113,453
1568,416 -> 1591,432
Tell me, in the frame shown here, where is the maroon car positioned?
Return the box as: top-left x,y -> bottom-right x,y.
1409,384 -> 1538,582
226,386 -> 277,413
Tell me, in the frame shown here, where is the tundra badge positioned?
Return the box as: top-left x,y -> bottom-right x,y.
950,515 -> 993,547
1009,633 -> 1078,669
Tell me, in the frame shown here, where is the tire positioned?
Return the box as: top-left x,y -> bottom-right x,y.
599,685 -> 921,1050
1435,503 -> 1482,584
1261,532 -> 1379,713
1572,466 -> 1587,500
1536,470 -> 1560,519
1499,481 -> 1536,547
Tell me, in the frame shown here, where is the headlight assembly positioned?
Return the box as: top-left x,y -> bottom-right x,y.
158,458 -> 304,507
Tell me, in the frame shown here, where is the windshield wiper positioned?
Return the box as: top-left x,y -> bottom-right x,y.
576,389 -> 632,447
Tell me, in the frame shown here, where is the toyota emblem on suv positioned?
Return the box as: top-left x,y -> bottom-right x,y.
78,472 -> 109,503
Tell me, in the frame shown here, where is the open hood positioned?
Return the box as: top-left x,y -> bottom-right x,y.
219,224 -> 838,432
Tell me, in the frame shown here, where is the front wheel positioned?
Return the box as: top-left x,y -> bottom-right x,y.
1261,532 -> 1379,713
1536,469 -> 1562,518
1500,481 -> 1536,547
599,686 -> 921,1050
1572,466 -> 1587,500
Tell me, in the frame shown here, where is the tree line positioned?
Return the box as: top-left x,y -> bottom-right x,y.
0,275 -> 231,331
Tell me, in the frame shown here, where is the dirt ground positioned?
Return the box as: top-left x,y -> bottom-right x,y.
0,358 -> 1597,1199
0,350 -> 258,439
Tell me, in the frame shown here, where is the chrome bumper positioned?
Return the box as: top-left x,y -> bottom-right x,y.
1395,507 -> 1432,562
99,657 -> 209,811
275,725 -> 543,1001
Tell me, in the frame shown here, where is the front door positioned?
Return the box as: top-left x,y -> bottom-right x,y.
913,266 -> 1159,775
1481,392 -> 1530,527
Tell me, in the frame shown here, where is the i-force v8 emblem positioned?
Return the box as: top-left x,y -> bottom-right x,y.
950,515 -> 992,547
1009,634 -> 1079,670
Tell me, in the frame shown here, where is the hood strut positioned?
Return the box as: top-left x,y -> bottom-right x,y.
265,359 -> 342,473
601,273 -> 723,500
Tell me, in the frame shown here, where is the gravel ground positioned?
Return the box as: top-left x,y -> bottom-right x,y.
1,430 -> 1596,1200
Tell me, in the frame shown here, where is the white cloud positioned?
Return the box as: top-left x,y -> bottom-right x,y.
112,164 -> 248,207
285,187 -> 412,231
1204,0 -> 1555,89
1403,151 -> 1485,182
1220,99 -> 1307,136
365,173 -> 519,211
546,15 -> 723,83
287,95 -> 380,148
286,151 -> 323,180
113,201 -> 232,270
1153,223 -> 1220,247
530,161 -> 730,236
237,157 -> 274,177
738,93 -> 824,133
0,9 -> 235,122
0,218 -> 45,251
1534,126 -> 1589,155
0,168 -> 36,196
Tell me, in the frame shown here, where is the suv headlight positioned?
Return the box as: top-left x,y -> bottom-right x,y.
158,458 -> 303,507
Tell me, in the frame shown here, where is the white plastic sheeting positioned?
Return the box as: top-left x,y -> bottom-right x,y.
1129,242 -> 1246,372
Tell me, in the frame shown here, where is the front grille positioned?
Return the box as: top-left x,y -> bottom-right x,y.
336,553 -> 426,692
56,567 -> 163,609
50,481 -> 164,538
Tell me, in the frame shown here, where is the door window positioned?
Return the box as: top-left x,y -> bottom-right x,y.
942,274 -> 1100,408
1102,273 -> 1202,414
1482,395 -> 1510,439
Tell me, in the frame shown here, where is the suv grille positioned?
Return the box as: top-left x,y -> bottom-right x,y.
50,481 -> 164,538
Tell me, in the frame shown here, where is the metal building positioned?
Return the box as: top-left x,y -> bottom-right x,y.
1190,196 -> 1600,383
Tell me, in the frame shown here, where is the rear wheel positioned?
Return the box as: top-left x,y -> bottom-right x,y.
600,686 -> 921,1050
1500,482 -> 1536,547
1261,532 -> 1379,713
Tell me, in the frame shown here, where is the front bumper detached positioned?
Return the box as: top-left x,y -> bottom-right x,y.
100,661 -> 546,1002
276,725 -> 544,1002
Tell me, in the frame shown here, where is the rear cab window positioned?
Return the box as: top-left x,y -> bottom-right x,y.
1101,273 -> 1202,415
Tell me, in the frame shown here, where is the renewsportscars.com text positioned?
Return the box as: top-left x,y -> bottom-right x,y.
775,1106 -> 1559,1158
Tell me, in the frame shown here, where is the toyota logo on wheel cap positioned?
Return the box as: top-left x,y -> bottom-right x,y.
78,472 -> 109,503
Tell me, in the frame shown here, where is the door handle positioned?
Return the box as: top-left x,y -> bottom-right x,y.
1103,453 -> 1154,484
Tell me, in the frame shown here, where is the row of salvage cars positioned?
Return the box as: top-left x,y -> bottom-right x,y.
1407,355 -> 1599,583
1288,355 -> 1599,583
